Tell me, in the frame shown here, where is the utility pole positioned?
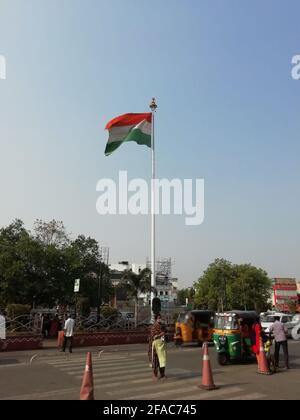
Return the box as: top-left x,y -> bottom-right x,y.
224,277 -> 227,311
97,247 -> 109,324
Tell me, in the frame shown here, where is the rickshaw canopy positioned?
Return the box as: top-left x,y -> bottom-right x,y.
214,311 -> 257,330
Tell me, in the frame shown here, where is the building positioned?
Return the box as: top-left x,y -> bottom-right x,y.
109,261 -> 146,289
271,278 -> 299,312
109,261 -> 148,306
109,259 -> 178,307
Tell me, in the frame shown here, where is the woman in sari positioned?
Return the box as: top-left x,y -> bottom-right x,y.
251,317 -> 262,363
148,314 -> 167,380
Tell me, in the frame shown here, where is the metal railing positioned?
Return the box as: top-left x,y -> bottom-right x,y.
1,306 -> 184,335
3,314 -> 43,334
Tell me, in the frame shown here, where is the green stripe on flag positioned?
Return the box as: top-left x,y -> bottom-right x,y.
105,128 -> 151,156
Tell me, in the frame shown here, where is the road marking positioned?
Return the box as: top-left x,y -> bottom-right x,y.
95,372 -> 201,389
131,348 -> 200,357
76,365 -> 150,380
46,354 -> 129,362
29,354 -> 38,364
46,356 -> 130,366
106,377 -> 207,396
0,387 -> 78,400
121,383 -> 231,400
175,386 -> 246,400
93,372 -> 162,388
52,360 -> 150,371
61,362 -> 148,375
58,358 -> 145,367
227,392 -> 265,400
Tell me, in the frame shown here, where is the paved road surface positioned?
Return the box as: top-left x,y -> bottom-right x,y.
0,341 -> 299,400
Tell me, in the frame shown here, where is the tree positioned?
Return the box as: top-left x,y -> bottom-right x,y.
287,300 -> 297,314
121,268 -> 152,327
0,220 -> 45,307
194,259 -> 234,311
34,219 -> 69,248
177,288 -> 195,306
63,235 -> 112,309
194,259 -> 272,312
231,264 -> 272,313
0,219 -> 112,314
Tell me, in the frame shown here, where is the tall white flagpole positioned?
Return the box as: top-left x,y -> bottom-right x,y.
150,98 -> 157,319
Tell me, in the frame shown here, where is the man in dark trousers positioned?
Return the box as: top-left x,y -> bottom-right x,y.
269,316 -> 290,369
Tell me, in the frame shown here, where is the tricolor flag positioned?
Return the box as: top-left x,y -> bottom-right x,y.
104,113 -> 152,156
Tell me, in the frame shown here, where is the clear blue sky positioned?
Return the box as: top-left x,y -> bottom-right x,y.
0,0 -> 299,286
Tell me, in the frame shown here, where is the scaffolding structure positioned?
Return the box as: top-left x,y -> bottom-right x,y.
146,257 -> 173,286
100,247 -> 110,266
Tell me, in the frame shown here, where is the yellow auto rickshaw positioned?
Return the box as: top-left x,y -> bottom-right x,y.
174,310 -> 215,346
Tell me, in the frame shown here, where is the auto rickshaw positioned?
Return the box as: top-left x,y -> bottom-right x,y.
213,310 -> 257,365
174,310 -> 215,346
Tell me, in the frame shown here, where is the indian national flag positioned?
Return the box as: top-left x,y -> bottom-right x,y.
104,113 -> 152,156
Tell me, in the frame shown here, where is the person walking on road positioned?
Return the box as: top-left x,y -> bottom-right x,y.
62,313 -> 75,353
269,316 -> 290,369
251,317 -> 262,363
148,314 -> 167,380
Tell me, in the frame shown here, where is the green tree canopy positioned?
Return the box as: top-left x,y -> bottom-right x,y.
194,259 -> 271,312
177,287 -> 195,306
0,219 -> 112,312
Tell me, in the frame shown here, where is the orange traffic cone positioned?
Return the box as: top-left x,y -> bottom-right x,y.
57,331 -> 64,350
257,337 -> 271,375
199,342 -> 219,390
80,352 -> 95,400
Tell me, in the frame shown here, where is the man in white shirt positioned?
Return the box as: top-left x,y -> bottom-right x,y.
62,313 -> 75,353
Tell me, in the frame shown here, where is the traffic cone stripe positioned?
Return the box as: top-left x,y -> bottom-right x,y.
203,355 -> 210,361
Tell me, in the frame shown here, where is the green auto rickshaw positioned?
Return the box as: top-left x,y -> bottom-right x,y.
213,311 -> 257,365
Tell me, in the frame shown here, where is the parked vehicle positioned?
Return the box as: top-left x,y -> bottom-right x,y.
174,310 -> 215,346
260,312 -> 294,337
291,314 -> 300,340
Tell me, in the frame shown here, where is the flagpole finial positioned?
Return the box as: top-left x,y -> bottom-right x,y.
149,97 -> 158,112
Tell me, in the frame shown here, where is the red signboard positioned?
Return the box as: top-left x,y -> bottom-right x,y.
274,278 -> 296,285
275,296 -> 297,301
273,285 -> 297,291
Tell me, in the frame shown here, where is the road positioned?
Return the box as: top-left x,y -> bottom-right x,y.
0,340 -> 299,400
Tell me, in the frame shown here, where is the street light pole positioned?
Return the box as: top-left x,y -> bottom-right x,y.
97,260 -> 102,325
74,292 -> 77,319
97,247 -> 109,325
224,277 -> 227,311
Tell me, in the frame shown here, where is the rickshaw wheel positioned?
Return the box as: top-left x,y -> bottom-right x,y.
218,353 -> 228,366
